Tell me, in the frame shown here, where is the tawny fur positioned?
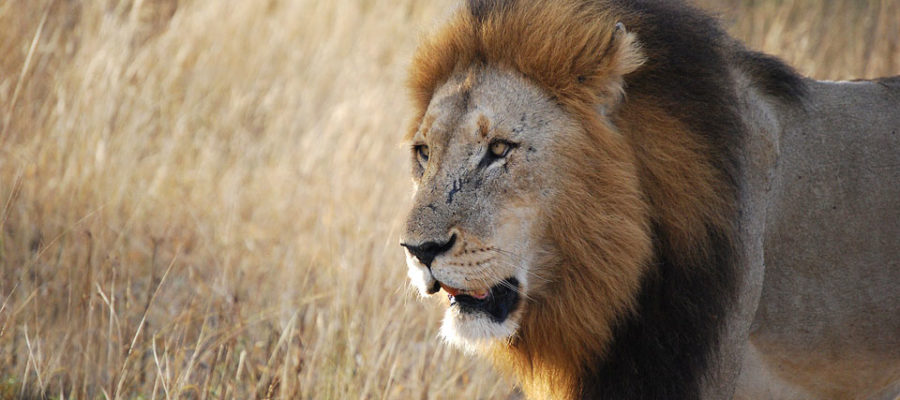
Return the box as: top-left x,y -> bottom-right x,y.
406,1 -> 738,398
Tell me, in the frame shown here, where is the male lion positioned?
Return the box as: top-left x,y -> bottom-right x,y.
399,0 -> 900,398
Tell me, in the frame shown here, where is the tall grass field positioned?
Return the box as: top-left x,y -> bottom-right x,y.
1,0 -> 897,398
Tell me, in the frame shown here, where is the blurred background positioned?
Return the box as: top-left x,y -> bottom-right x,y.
0,0 -> 897,398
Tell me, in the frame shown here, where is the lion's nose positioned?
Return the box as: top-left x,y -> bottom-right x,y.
401,234 -> 457,268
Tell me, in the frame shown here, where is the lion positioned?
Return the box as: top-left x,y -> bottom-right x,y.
399,0 -> 900,399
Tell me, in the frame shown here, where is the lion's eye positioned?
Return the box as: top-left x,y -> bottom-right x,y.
489,140 -> 513,158
415,144 -> 430,163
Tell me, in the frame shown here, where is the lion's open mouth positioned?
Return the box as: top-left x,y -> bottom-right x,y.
439,278 -> 521,323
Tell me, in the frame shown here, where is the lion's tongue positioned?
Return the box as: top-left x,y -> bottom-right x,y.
469,290 -> 489,300
441,283 -> 488,300
440,283 -> 461,297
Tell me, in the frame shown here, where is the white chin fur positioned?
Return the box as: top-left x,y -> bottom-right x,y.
439,269 -> 529,352
439,307 -> 518,352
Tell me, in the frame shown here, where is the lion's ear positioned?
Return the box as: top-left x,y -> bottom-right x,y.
591,22 -> 644,114
606,22 -> 644,77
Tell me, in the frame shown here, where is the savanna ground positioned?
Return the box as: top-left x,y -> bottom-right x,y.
0,0 -> 897,398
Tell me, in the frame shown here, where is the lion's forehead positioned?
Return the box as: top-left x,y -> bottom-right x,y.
421,66 -> 563,147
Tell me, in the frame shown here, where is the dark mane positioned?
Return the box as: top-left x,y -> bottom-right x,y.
587,2 -> 745,397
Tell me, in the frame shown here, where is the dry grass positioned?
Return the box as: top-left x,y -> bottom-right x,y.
0,0 -> 896,399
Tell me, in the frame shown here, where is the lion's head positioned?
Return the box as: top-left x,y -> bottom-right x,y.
402,58 -> 654,337
401,0 -> 652,383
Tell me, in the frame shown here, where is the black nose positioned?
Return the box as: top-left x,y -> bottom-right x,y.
401,234 -> 457,267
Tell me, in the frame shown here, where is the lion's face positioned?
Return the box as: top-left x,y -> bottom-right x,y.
401,66 -> 578,347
